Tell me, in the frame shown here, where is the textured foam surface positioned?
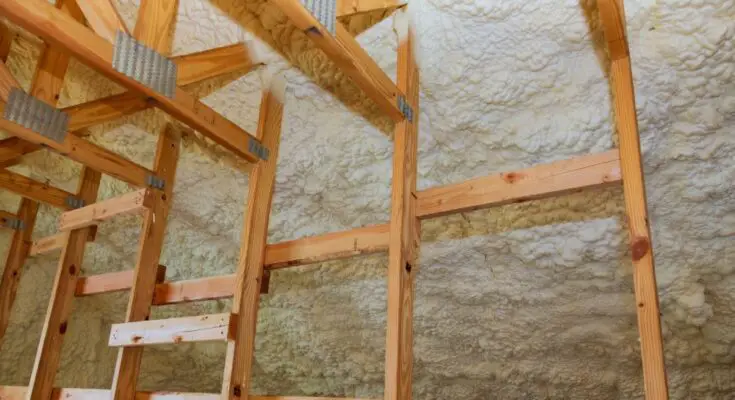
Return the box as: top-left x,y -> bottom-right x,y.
0,0 -> 733,399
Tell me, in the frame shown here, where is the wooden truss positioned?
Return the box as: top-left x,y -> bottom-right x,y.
0,0 -> 668,399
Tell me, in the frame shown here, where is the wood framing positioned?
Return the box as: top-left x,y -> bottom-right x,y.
152,274 -> 235,306
0,0 -> 265,163
76,266 -> 166,297
75,0 -> 129,44
384,15 -> 418,400
59,188 -> 156,231
0,169 -> 76,210
29,229 -> 97,257
173,43 -> 262,87
222,77 -> 285,400
109,313 -> 236,347
110,124 -> 181,399
598,1 -> 668,398
0,22 -> 12,62
0,387 -> 374,400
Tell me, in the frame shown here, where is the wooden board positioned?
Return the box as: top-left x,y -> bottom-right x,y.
59,188 -> 155,231
29,229 -> 97,257
76,266 -> 166,297
0,169 -> 75,210
76,0 -> 129,44
0,0 -> 264,163
337,0 -> 405,17
0,387 -> 374,400
222,81 -> 285,400
110,124 -> 181,399
152,274 -> 235,305
26,168 -> 101,400
173,43 -> 261,87
109,313 -> 235,347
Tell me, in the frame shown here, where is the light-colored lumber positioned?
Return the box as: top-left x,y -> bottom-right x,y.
29,228 -> 97,257
0,387 -> 372,400
0,169 -> 75,210
265,224 -> 390,269
0,138 -> 40,168
59,188 -> 155,231
416,150 -> 622,219
75,0 -> 129,44
109,313 -> 235,347
336,0 -> 405,17
0,199 -> 38,345
598,1 -> 668,398
76,265 -> 166,297
152,274 -> 235,305
26,167 -> 101,400
271,0 -> 405,123
133,0 -> 178,55
0,0 -> 264,162
385,17 -> 419,400
0,23 -> 12,62
173,43 -> 261,87
222,78 -> 285,400
110,124 -> 181,400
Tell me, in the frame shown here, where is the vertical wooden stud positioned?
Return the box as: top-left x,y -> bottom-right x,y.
384,11 -> 419,400
221,76 -> 285,400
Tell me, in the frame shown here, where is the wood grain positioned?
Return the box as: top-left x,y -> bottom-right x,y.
59,188 -> 155,231
29,229 -> 97,257
133,0 -> 178,54
76,0 -> 129,44
109,313 -> 235,347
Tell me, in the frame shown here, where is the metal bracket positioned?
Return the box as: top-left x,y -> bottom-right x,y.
3,217 -> 25,231
146,174 -> 166,190
65,196 -> 86,209
248,137 -> 270,161
112,31 -> 177,98
397,95 -> 414,122
4,88 -> 69,143
301,0 -> 336,35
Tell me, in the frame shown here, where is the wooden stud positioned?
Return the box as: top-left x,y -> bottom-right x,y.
384,17 -> 419,400
271,0 -> 405,123
26,167 -> 101,400
173,43 -> 262,87
152,274 -> 235,306
221,78 -> 285,400
336,0 -> 405,17
0,0 -> 264,162
109,313 -> 235,347
0,387 -> 375,400
0,199 -> 39,345
0,22 -> 13,62
0,169 -> 76,210
75,265 -> 166,297
598,1 -> 669,398
29,228 -> 97,257
110,124 -> 181,400
59,188 -> 156,231
75,0 -> 129,44
416,150 -> 622,219
133,0 -> 178,55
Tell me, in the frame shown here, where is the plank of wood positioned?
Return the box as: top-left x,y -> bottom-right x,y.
416,150 -> 622,219
0,0 -> 264,162
0,210 -> 14,224
271,0 -> 404,123
336,0 -> 405,17
152,274 -> 235,305
384,19 -> 419,400
133,0 -> 178,55
29,228 -> 97,257
26,167 -> 101,400
222,79 -> 285,399
110,124 -> 181,400
0,199 -> 38,345
109,313 -> 235,347
59,188 -> 155,231
173,43 -> 261,87
599,1 -> 669,398
75,0 -> 129,44
0,22 -> 13,62
0,169 -> 75,210
0,387 -> 373,400
76,265 -> 166,297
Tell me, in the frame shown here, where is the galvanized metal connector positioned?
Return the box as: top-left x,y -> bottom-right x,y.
248,137 -> 270,161
113,31 -> 177,98
397,95 -> 414,122
146,174 -> 166,190
4,88 -> 69,143
65,196 -> 86,209
301,0 -> 337,35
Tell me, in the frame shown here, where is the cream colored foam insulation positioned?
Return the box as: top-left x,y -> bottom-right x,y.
0,0 -> 734,398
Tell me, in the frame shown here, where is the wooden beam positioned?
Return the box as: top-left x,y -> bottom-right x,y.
110,124 -> 181,400
173,43 -> 261,87
29,228 -> 97,257
0,169 -> 75,210
0,199 -> 38,345
75,265 -> 166,297
133,0 -> 178,55
0,387 -> 374,400
0,22 -> 13,62
271,0 -> 405,123
0,0 -> 264,162
26,167 -> 101,400
222,78 -> 285,400
75,0 -> 129,44
152,274 -> 235,305
59,188 -> 155,231
109,313 -> 235,347
416,150 -> 622,219
599,1 -> 668,398
336,0 -> 405,17
384,16 -> 418,400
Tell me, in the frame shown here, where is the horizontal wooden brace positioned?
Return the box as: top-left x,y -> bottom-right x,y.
0,210 -> 15,223
29,228 -> 97,257
0,387 -> 373,400
59,188 -> 157,231
109,313 -> 236,347
0,0 -> 265,162
0,169 -> 76,210
336,0 -> 405,17
76,265 -> 166,296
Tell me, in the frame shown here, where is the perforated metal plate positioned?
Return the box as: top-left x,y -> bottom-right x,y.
113,31 -> 177,98
3,88 -> 69,143
301,0 -> 337,35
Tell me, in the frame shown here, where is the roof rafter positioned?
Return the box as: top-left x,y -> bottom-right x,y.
0,169 -> 75,210
75,0 -> 130,44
